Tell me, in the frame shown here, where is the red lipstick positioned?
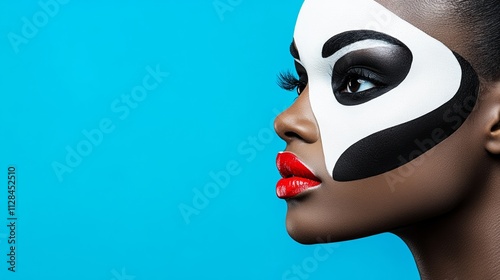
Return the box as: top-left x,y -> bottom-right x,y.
276,152 -> 321,199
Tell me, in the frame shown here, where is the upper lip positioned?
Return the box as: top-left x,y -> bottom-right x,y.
276,152 -> 321,182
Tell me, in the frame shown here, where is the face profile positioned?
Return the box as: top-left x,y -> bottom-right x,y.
274,0 -> 500,278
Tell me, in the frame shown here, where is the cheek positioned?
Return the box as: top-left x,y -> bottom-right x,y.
286,121 -> 485,243
314,53 -> 479,181
380,123 -> 487,221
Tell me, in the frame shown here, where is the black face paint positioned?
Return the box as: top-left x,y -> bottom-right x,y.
322,30 -> 407,58
333,52 -> 479,181
293,0 -> 480,182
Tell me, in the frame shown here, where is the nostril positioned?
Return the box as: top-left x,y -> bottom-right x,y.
492,122 -> 500,132
285,131 -> 301,139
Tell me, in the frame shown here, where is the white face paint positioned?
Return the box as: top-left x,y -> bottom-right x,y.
293,0 -> 478,181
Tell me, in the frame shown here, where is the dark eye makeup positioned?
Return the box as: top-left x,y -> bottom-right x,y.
337,67 -> 384,94
332,46 -> 413,105
278,31 -> 412,103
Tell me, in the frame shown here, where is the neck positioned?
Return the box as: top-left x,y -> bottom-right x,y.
394,171 -> 500,280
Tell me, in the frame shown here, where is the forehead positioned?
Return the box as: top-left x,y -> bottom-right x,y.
294,0 -> 464,59
375,0 -> 463,47
294,0 -> 424,58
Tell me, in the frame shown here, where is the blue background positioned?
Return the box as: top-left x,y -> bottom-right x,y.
0,0 -> 419,279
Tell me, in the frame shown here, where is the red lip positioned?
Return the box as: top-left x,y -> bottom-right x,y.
276,152 -> 321,199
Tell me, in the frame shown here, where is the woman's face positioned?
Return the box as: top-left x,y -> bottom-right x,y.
275,0 -> 487,244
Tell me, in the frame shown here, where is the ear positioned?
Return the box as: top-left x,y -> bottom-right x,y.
485,82 -> 500,155
486,120 -> 500,154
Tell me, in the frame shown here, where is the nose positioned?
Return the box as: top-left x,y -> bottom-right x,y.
274,87 -> 320,144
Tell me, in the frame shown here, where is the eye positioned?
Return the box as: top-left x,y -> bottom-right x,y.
332,67 -> 389,106
340,75 -> 378,94
329,40 -> 413,106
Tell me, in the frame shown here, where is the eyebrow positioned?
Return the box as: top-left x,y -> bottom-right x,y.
290,40 -> 300,60
322,30 -> 404,58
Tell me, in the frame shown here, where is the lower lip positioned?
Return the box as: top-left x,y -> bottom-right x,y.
276,177 -> 321,199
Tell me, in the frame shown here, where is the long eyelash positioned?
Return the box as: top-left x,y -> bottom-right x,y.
277,71 -> 302,91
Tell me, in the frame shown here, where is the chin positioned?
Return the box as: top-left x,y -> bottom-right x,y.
286,221 -> 324,245
285,206 -> 352,244
284,195 -> 404,244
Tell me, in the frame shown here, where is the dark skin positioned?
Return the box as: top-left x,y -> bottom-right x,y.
377,1 -> 500,278
275,1 -> 500,279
